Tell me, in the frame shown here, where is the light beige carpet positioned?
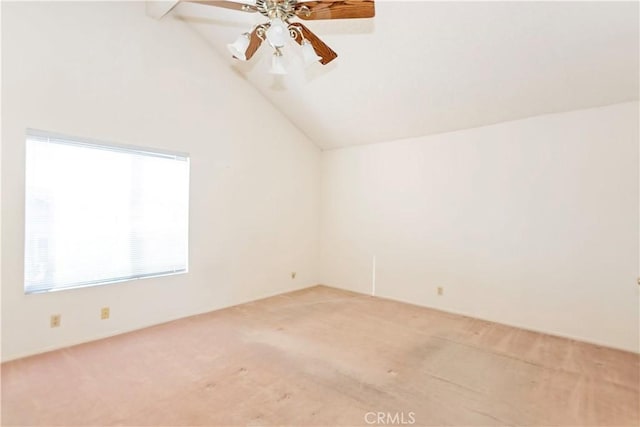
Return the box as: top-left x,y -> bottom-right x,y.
2,285 -> 638,426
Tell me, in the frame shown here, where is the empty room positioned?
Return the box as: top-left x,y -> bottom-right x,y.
1,1 -> 638,426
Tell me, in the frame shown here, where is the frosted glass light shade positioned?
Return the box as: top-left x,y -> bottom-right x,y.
301,40 -> 321,65
227,33 -> 251,60
266,18 -> 289,48
270,52 -> 287,75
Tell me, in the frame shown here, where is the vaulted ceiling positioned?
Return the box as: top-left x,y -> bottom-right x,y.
157,1 -> 639,150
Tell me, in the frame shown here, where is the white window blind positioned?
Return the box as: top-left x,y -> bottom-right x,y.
24,130 -> 189,294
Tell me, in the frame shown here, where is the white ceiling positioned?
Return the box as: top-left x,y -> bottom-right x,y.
167,1 -> 639,150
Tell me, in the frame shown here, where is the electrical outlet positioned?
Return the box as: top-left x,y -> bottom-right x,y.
50,314 -> 61,328
101,307 -> 110,320
437,287 -> 444,296
291,272 -> 296,279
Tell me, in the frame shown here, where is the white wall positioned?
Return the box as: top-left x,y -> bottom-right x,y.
1,1 -> 320,362
320,102 -> 639,352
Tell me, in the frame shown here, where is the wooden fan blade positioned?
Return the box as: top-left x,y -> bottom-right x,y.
182,0 -> 258,13
244,27 -> 264,60
289,23 -> 337,65
295,0 -> 374,20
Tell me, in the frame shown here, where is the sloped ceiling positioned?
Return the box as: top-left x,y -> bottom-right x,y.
164,1 -> 639,150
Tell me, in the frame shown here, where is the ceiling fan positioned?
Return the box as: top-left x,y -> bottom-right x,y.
161,0 -> 375,73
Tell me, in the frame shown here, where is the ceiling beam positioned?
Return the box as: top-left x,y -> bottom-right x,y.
145,1 -> 180,19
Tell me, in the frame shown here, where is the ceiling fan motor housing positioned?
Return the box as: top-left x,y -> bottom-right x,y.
256,0 -> 298,20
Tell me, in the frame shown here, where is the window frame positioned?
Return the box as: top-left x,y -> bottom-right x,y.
23,129 -> 190,294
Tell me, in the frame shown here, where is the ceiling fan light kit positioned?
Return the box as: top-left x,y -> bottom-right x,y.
165,0 -> 375,74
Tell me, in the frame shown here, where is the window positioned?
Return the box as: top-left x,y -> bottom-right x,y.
24,130 -> 189,294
